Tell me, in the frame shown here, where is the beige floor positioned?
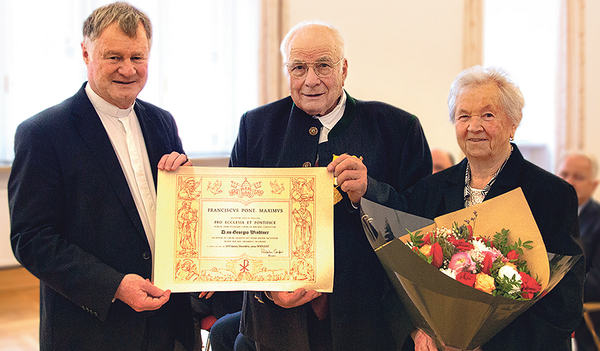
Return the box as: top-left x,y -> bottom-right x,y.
0,267 -> 211,351
0,267 -> 39,351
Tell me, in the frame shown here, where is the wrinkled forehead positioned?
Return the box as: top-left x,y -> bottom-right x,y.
288,28 -> 338,62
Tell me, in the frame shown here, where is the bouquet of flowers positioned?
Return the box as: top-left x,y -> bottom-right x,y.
406,218 -> 542,300
360,188 -> 580,350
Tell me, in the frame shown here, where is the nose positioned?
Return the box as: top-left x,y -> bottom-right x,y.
118,59 -> 136,76
467,115 -> 483,132
304,66 -> 321,86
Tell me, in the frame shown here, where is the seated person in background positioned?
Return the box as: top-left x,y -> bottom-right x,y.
209,310 -> 255,351
431,148 -> 455,173
557,151 -> 600,351
191,292 -> 244,351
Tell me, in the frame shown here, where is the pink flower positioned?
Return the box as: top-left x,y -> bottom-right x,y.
449,252 -> 475,273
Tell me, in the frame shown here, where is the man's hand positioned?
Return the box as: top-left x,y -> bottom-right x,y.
158,151 -> 192,171
327,154 -> 368,204
271,288 -> 321,308
114,274 -> 171,312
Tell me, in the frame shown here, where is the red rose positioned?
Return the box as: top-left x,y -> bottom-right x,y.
423,232 -> 434,245
482,252 -> 493,275
430,242 -> 444,268
467,225 -> 473,239
519,271 -> 541,299
456,271 -> 476,287
506,250 -> 519,261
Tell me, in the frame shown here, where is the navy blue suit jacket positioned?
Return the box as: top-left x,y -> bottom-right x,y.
9,83 -> 194,350
405,144 -> 585,351
231,92 -> 431,351
574,199 -> 600,350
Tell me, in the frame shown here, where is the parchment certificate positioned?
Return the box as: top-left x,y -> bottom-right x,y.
154,167 -> 334,292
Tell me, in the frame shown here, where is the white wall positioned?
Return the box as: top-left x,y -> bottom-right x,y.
585,0 -> 600,200
288,0 -> 465,163
3,1 -> 600,268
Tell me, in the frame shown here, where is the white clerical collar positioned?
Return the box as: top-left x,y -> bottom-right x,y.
314,91 -> 346,130
85,83 -> 134,118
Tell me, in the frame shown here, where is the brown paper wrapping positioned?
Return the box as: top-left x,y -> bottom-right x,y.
360,188 -> 580,350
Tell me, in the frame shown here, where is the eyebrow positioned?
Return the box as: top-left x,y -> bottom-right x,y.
290,56 -> 333,63
456,104 -> 496,114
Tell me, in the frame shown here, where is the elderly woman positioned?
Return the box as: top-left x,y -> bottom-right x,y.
406,66 -> 584,351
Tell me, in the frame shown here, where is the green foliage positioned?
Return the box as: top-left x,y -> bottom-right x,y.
408,229 -> 424,247
493,274 -> 523,299
452,222 -> 471,240
492,228 -> 533,257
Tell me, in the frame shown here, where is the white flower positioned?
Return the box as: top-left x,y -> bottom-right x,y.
469,239 -> 488,263
498,265 -> 522,294
439,267 -> 456,279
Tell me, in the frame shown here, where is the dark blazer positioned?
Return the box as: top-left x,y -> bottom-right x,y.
230,92 -> 431,351
574,199 -> 600,351
406,144 -> 585,351
8,83 -> 194,351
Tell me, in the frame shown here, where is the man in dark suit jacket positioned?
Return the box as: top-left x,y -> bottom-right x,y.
8,3 -> 194,350
229,22 -> 431,351
557,152 -> 600,351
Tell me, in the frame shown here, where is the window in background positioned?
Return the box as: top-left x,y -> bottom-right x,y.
483,0 -> 560,172
0,0 -> 259,163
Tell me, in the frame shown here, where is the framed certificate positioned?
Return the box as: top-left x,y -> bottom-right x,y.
153,167 -> 334,292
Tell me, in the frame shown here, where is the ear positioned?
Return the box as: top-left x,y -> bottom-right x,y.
341,58 -> 348,85
81,41 -> 91,65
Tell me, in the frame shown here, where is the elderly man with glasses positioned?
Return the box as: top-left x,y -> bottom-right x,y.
223,21 -> 432,351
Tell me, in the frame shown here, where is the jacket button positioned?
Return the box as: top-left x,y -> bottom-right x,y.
309,127 -> 319,136
142,252 -> 151,260
302,162 -> 311,167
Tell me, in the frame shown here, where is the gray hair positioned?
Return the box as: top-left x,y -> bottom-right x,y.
447,66 -> 524,126
558,150 -> 599,179
83,2 -> 152,48
280,21 -> 344,63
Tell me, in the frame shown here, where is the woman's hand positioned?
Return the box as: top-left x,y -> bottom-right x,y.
413,329 -> 439,351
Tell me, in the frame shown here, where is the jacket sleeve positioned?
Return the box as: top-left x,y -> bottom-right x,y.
9,119 -> 125,322
363,114 -> 431,210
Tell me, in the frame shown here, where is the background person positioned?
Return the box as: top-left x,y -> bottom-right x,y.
8,2 -> 194,350
431,148 -> 455,173
557,151 -> 600,351
229,21 -> 431,351
405,66 -> 584,351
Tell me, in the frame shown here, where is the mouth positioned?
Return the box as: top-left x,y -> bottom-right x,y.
467,138 -> 488,142
113,80 -> 136,85
302,92 -> 324,98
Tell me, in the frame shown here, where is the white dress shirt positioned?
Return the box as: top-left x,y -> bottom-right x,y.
85,84 -> 157,260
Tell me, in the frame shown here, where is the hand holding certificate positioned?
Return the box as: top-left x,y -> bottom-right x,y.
153,167 -> 334,293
